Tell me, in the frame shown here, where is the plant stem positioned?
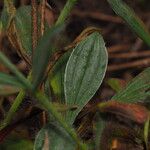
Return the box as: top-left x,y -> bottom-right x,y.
0,73 -> 32,130
35,91 -> 87,150
1,1 -> 86,149
51,1 -> 87,148
56,0 -> 79,25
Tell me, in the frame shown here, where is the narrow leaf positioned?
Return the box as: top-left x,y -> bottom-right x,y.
0,51 -> 32,90
107,0 -> 150,47
64,32 -> 108,124
32,25 -> 63,90
0,72 -> 24,88
0,73 -> 21,95
34,123 -> 76,150
112,67 -> 150,103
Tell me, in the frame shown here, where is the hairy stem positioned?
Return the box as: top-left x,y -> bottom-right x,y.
35,91 -> 87,150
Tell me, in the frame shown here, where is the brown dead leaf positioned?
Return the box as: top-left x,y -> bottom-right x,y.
98,101 -> 149,124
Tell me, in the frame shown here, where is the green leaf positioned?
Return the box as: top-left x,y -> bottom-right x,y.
32,25 -> 63,90
0,136 -> 33,150
1,6 -> 10,30
64,32 -> 108,124
15,6 -> 32,56
94,116 -> 105,150
0,51 -> 32,90
49,52 -> 70,103
107,0 -> 150,47
0,72 -> 26,88
34,123 -> 76,150
14,6 -> 50,56
0,72 -> 21,95
112,67 -> 150,103
0,72 -> 22,95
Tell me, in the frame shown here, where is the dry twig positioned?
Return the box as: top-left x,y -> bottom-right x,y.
108,58 -> 150,71
72,10 -> 123,24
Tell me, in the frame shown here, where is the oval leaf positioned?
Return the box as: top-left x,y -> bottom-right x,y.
34,123 -> 76,150
107,0 -> 150,47
64,32 -> 108,124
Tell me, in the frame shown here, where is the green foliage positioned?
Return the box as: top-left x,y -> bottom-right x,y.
112,67 -> 150,103
0,136 -> 33,150
15,6 -> 32,56
49,52 -> 70,103
32,25 -> 63,90
0,72 -> 24,88
0,0 -> 150,149
34,123 -> 76,150
94,116 -> 105,150
14,6 -> 50,57
0,72 -> 21,95
64,32 -> 108,124
1,7 -> 10,30
0,52 -> 32,90
107,0 -> 150,47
